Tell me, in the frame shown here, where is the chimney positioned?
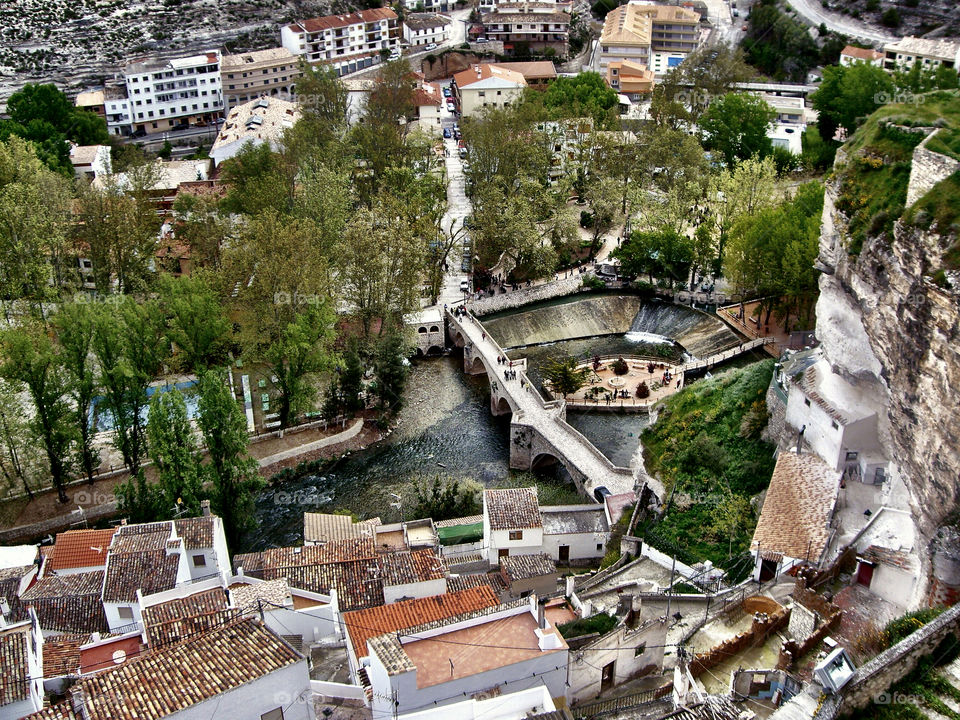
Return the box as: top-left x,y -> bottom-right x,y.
537,599 -> 547,630
201,499 -> 211,517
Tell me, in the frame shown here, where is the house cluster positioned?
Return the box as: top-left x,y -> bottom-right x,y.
0,488 -> 654,720
450,61 -> 557,116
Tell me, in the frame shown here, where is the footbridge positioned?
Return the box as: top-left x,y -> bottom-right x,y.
446,309 -> 637,500
680,337 -> 775,375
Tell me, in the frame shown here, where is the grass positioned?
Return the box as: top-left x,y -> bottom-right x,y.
836,90 -> 960,256
638,361 -> 777,568
905,171 -> 960,262
490,472 -> 584,506
558,612 -> 618,639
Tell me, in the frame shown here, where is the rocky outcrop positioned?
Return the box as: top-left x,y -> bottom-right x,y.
817,164 -> 960,537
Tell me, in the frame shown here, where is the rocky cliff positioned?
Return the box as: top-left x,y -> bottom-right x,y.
816,93 -> 960,537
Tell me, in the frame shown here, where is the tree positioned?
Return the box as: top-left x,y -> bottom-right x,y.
811,63 -> 893,140
52,300 -> 100,484
339,345 -> 365,412
92,297 -> 167,476
156,274 -> 231,373
584,176 -> 621,252
699,93 -> 776,167
146,389 -> 204,517
293,60 -> 349,145
373,328 -> 410,416
262,303 -> 338,428
613,229 -> 693,287
219,142 -> 292,216
541,355 -> 590,399
539,72 -> 619,128
881,7 -> 900,27
742,3 -> 820,82
0,324 -> 75,503
196,369 -> 263,550
410,476 -> 480,522
170,190 -> 233,270
709,155 -> 777,267
710,485 -> 752,558
0,380 -> 44,499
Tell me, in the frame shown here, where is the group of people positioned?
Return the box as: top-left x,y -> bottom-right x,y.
497,355 -> 519,381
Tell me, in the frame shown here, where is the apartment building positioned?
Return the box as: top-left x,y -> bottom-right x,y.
599,1 -> 700,77
221,47 -> 301,108
882,36 -> 960,72
481,2 -> 571,56
452,63 -> 528,116
403,0 -> 453,12
606,59 -> 655,98
402,13 -> 453,47
281,8 -> 400,76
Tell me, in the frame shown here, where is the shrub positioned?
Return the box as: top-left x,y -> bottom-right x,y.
882,8 -> 900,26
636,381 -> 650,399
558,613 -> 618,638
611,357 -> 629,375
582,274 -> 606,290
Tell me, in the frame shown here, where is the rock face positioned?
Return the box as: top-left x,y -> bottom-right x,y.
817,158 -> 960,537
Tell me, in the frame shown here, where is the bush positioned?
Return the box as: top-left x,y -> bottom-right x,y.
636,381 -> 650,399
580,210 -> 594,228
611,357 -> 629,375
558,613 -> 618,639
582,274 -> 606,290
882,8 -> 900,26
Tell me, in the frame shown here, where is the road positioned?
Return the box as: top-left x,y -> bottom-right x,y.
784,0 -> 897,44
437,93 -> 472,309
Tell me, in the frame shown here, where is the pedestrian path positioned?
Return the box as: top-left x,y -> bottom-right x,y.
448,309 -> 637,498
679,337 -> 774,373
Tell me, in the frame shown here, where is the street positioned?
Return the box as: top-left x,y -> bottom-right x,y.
437,93 -> 472,309
784,0 -> 898,44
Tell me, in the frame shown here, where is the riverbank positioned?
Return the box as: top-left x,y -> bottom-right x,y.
0,416 -> 376,544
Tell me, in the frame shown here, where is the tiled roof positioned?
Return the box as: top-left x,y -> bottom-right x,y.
21,571 -> 109,635
494,61 -> 557,81
110,531 -> 171,554
230,578 -> 293,613
404,12 -> 452,30
540,505 -> 609,535
841,45 -> 883,61
235,537 -> 377,573
303,513 -> 380,544
861,545 -> 917,571
447,572 -> 508,596
343,586 -> 499,658
0,566 -> 32,625
40,634 -> 88,677
453,63 -> 527,90
485,487 -> 541,530
116,521 -> 173,536
173,517 -> 215,550
40,619 -> 303,720
500,553 -> 556,582
145,608 -> 240,649
367,633 -> 414,675
379,550 -> 446,587
22,706 -> 80,720
298,7 -> 397,33
751,452 -> 840,563
102,552 -> 180,603
47,529 -> 117,571
434,515 -> 483,528
141,588 -> 229,628
263,561 -> 382,612
0,626 -> 29,705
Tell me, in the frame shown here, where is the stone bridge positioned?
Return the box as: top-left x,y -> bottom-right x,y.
447,309 -> 637,499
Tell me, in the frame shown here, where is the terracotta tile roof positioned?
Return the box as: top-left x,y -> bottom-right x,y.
492,61 -> 557,81
110,531 -> 171,554
0,566 -> 32,625
102,551 -> 180,603
263,561 -> 382,611
235,537 -> 377,573
141,588 -> 228,628
485,487 -> 541,530
173,517 -> 215,550
229,579 -> 292,613
0,625 -> 30,706
344,586 -> 499,658
42,619 -> 303,720
500,553 -> 556,582
298,7 -> 397,33
303,513 -> 380,544
47,529 -> 117,571
40,634 -> 89,677
861,545 -> 917,571
841,45 -> 883,61
145,608 -> 240,649
434,515 -> 483,528
22,705 -> 80,720
116,521 -> 173,536
453,63 -> 527,90
447,573 -> 508,596
379,550 -> 446,587
751,452 -> 840,563
21,571 -> 109,635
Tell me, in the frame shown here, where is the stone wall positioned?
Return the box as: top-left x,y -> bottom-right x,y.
470,275 -> 589,316
905,129 -> 960,208
690,606 -> 790,679
818,603 -> 960,719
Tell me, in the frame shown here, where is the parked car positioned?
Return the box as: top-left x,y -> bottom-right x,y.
454,130 -> 462,140
443,127 -> 452,138
446,101 -> 456,112
458,148 -> 468,159
443,87 -> 452,97
476,38 -> 489,43
459,279 -> 470,292
593,486 -> 612,504
131,128 -> 147,138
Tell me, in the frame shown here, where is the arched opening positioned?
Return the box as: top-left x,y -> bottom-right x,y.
429,325 -> 440,333
531,452 -> 560,470
469,356 -> 486,374
452,332 -> 465,348
417,326 -> 427,334
426,345 -> 443,356
494,396 -> 511,415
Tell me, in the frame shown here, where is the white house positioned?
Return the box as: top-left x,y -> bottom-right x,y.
69,144 -> 112,180
210,97 -> 300,167
0,610 -> 44,720
853,545 -> 918,610
364,596 -> 568,717
882,36 -> 960,72
540,505 -> 610,565
402,13 -> 452,47
452,64 -> 527,118
839,45 -> 884,68
229,574 -> 343,645
174,509 -> 233,580
379,549 -> 447,604
26,618 -> 312,720
483,488 -> 545,566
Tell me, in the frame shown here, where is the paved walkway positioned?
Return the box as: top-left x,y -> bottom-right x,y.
437,107 -> 471,309
679,337 -> 774,373
257,418 -> 364,468
448,310 -> 636,498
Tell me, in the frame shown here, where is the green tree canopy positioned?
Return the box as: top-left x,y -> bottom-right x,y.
699,92 -> 777,167
541,355 -> 590,399
539,72 -> 619,128
811,62 -> 894,140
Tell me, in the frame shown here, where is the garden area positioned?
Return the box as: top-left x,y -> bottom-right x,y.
636,361 -> 777,570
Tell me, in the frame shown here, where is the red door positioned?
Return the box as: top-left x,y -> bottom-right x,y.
856,561 -> 874,586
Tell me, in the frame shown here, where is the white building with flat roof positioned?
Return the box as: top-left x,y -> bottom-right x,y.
883,36 -> 960,72
210,97 -> 300,166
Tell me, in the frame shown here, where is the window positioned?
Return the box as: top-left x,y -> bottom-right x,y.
597,543 -> 603,552
634,643 -> 647,657
509,530 -> 523,541
117,606 -> 134,620
261,709 -> 284,720
832,420 -> 839,430
192,554 -> 207,567
498,549 -> 509,559
804,398 -> 811,407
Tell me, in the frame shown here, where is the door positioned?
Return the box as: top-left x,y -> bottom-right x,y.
601,661 -> 616,692
759,557 -> 777,582
498,548 -> 509,560
559,545 -> 570,563
856,561 -> 875,587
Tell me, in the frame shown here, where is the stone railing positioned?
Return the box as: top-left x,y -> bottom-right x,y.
469,273 -> 590,316
906,128 -> 960,208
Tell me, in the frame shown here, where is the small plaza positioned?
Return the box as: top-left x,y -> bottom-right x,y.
553,356 -> 685,411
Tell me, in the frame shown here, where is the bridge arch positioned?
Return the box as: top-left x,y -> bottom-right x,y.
492,395 -> 512,416
531,452 -> 561,470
